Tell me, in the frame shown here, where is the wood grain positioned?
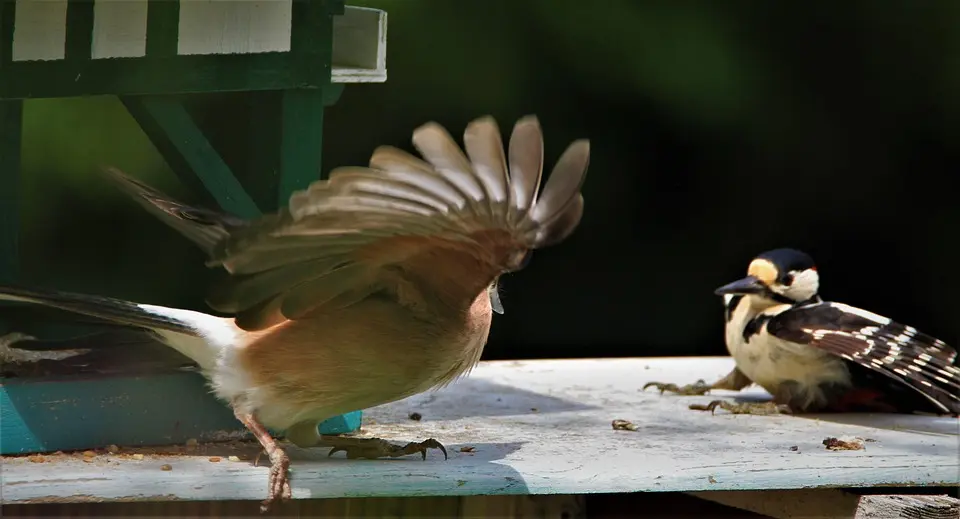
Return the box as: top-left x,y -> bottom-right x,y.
3,357 -> 957,504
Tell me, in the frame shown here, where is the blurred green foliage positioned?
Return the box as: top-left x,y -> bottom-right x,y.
11,0 -> 960,359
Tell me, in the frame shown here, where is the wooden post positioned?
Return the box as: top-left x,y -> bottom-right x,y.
0,100 -> 21,285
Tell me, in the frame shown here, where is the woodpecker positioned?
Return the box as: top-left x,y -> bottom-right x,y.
645,248 -> 960,415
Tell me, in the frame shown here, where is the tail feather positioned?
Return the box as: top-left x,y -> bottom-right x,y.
103,167 -> 245,256
0,284 -> 198,336
0,284 -> 234,371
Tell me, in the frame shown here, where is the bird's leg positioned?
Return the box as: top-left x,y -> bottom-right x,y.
233,410 -> 291,513
284,421 -> 448,461
643,367 -> 753,396
688,400 -> 792,415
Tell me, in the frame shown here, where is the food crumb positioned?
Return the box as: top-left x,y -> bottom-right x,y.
456,480 -> 467,487
132,454 -> 145,461
228,456 -> 241,462
822,437 -> 865,451
408,412 -> 422,421
611,419 -> 639,431
160,464 -> 173,471
27,455 -> 45,463
708,475 -> 718,484
82,450 -> 96,458
208,457 -> 221,463
106,444 -> 120,454
459,446 -> 476,453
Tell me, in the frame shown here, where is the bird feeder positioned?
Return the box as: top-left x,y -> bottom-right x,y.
0,0 -> 387,454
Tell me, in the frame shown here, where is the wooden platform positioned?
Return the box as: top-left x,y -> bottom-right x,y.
2,357 -> 957,513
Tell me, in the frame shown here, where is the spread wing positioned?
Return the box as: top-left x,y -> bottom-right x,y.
113,116 -> 588,331
766,301 -> 960,414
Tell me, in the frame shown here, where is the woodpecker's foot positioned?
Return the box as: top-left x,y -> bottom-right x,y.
321,435 -> 448,461
643,379 -> 713,396
689,400 -> 792,415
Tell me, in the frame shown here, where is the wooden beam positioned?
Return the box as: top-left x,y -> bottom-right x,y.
856,494 -> 959,519
144,0 -> 179,57
690,489 -> 960,519
0,99 -> 21,284
120,95 -> 261,218
0,494 -> 586,518
278,88 -> 330,204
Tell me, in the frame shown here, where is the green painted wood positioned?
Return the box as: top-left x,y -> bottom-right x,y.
121,95 -> 262,218
0,100 -> 21,285
0,371 -> 362,454
145,0 -> 180,57
0,0 -> 14,66
64,0 -> 95,62
0,53 -> 327,100
278,89 -> 328,205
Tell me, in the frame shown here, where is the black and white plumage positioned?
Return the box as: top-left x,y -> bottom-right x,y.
648,248 -> 959,415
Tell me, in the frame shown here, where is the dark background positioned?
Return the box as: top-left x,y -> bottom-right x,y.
14,0 -> 959,360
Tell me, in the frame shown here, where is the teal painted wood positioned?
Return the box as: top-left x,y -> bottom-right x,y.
0,371 -> 362,455
120,95 -> 263,218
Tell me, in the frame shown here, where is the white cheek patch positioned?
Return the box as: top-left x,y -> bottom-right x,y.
784,269 -> 819,300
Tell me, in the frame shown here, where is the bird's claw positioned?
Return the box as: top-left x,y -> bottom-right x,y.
260,451 -> 291,513
327,437 -> 448,461
689,399 -> 792,415
643,379 -> 712,396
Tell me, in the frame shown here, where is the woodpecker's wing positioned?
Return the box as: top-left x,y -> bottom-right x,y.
110,116 -> 588,331
766,301 -> 960,414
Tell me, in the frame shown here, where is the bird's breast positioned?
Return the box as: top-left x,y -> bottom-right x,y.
235,291 -> 492,429
725,301 -> 849,409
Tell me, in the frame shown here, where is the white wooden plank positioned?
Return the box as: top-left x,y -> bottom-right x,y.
331,6 -> 387,84
11,0 -> 68,62
91,0 -> 148,59
2,357 -> 957,504
177,0 -> 292,56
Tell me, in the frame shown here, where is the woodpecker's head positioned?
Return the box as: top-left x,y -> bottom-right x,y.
715,248 -> 820,306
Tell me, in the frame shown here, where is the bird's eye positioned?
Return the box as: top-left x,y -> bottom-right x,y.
780,273 -> 795,286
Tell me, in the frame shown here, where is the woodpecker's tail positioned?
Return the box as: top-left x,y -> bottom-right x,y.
0,284 -> 233,371
102,167 -> 247,257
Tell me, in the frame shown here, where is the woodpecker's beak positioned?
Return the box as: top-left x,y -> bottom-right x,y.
714,275 -> 766,296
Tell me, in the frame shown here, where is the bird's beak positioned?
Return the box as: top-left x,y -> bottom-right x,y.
714,275 -> 766,296
489,288 -> 504,314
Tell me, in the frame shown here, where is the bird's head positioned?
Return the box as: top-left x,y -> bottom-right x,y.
714,248 -> 820,307
487,250 -> 534,315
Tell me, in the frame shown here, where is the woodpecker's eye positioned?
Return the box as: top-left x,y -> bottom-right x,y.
780,273 -> 795,286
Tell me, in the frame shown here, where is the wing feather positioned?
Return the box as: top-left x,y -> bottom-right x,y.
768,302 -> 960,414
126,115 -> 590,331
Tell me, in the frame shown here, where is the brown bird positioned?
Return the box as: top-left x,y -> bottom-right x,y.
1,115 -> 589,511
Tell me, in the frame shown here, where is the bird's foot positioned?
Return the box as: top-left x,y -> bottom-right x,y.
262,449 -> 292,513
642,379 -> 713,396
321,435 -> 448,461
689,400 -> 792,415
232,410 -> 292,514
